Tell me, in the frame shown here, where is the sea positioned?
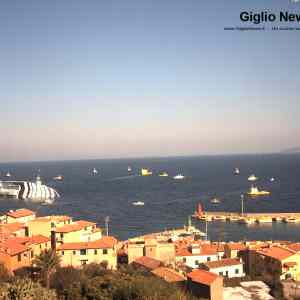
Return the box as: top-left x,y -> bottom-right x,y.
1,154 -> 300,242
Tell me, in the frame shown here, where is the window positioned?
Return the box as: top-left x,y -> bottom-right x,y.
61,251 -> 64,256
40,245 -> 42,249
80,249 -> 87,255
235,269 -> 239,274
207,257 -> 211,262
219,272 -> 223,276
183,258 -> 186,263
18,254 -> 21,262
31,251 -> 34,258
225,271 -> 229,277
103,249 -> 108,255
51,222 -> 55,228
94,250 -> 98,255
195,260 -> 199,265
60,233 -> 64,239
73,251 -> 76,255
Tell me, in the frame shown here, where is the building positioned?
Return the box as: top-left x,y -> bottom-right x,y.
224,242 -> 247,259
176,243 -> 219,269
56,236 -> 118,269
26,215 -> 72,238
255,246 -> 300,281
5,209 -> 36,224
187,269 -> 223,300
151,267 -> 186,284
201,258 -> 245,278
0,222 -> 26,238
127,238 -> 175,265
51,220 -> 102,246
0,239 -> 31,273
131,256 -> 163,272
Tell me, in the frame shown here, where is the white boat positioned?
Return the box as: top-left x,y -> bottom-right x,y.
6,172 -> 11,177
270,177 -> 275,182
173,174 -> 185,180
210,198 -> 221,204
132,201 -> 144,206
92,168 -> 98,175
159,172 -> 168,177
248,174 -> 258,181
234,168 -> 240,175
53,175 -> 63,181
128,166 -> 132,172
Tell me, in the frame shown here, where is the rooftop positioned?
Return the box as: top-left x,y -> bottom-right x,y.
6,209 -> 35,219
0,240 -> 30,256
57,236 -> 118,251
187,269 -> 220,285
257,246 -> 296,261
204,258 -> 242,269
151,267 -> 186,282
132,256 -> 163,270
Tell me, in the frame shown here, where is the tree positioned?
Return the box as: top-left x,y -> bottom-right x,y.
33,249 -> 61,288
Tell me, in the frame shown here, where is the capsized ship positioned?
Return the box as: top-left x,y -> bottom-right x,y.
0,176 -> 60,202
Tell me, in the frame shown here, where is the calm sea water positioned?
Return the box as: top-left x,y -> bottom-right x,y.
1,154 -> 300,242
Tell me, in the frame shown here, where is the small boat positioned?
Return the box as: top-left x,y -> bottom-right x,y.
128,166 -> 132,172
132,201 -> 144,206
92,168 -> 98,175
6,172 -> 11,177
210,198 -> 221,204
53,175 -> 63,181
234,168 -> 240,175
141,168 -> 152,176
248,174 -> 258,181
159,172 -> 168,177
173,174 -> 185,180
270,177 -> 275,182
247,185 -> 270,196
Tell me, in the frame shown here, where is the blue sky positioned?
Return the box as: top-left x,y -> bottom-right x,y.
1,0 -> 299,162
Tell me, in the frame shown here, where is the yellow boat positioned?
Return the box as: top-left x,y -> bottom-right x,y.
158,172 -> 168,177
247,186 -> 270,196
141,168 -> 152,176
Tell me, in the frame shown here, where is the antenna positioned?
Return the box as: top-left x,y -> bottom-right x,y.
241,194 -> 244,217
105,216 -> 110,236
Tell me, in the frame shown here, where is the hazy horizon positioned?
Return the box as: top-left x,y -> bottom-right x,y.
1,0 -> 299,162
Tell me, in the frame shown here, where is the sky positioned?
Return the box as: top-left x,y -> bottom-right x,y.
1,0 -> 299,162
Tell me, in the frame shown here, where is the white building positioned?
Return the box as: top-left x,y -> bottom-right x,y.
201,258 -> 245,278
176,243 -> 219,269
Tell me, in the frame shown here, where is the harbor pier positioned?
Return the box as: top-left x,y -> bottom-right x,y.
192,203 -> 300,224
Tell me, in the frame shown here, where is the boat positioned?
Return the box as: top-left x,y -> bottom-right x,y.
141,168 -> 152,176
132,201 -> 144,206
210,197 -> 221,204
159,172 -> 168,177
173,174 -> 185,180
53,175 -> 63,181
0,176 -> 60,202
247,185 -> 270,196
270,177 -> 275,182
6,172 -> 11,177
128,166 -> 132,172
92,168 -> 98,175
248,174 -> 258,181
234,168 -> 240,175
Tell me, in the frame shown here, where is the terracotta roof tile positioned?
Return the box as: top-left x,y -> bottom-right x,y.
57,236 -> 117,251
204,258 -> 242,269
151,267 -> 186,282
227,243 -> 247,251
6,209 -> 35,219
258,246 -> 296,261
0,240 -> 30,256
187,269 -> 220,285
132,256 -> 163,270
28,235 -> 50,245
287,243 -> 300,252
55,224 -> 83,233
76,220 -> 96,227
0,222 -> 24,233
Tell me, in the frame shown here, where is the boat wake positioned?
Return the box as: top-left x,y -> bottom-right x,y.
108,175 -> 138,181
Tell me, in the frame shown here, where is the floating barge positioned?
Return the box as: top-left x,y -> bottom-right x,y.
192,203 -> 300,224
